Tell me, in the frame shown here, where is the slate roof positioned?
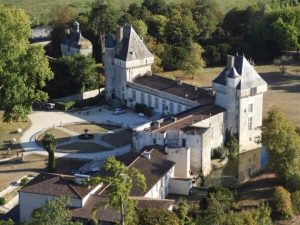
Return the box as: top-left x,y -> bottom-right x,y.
19,173 -> 95,199
72,195 -> 174,222
61,21 -> 92,49
212,55 -> 267,90
152,104 -> 225,133
115,26 -> 153,61
133,74 -> 214,104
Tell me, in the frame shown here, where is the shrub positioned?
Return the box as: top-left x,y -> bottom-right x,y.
292,191 -> 300,215
273,186 -> 293,220
55,101 -> 76,111
134,103 -> 153,116
0,197 -> 6,205
224,128 -> 239,159
212,147 -> 228,159
286,173 -> 300,192
208,186 -> 234,200
20,177 -> 29,185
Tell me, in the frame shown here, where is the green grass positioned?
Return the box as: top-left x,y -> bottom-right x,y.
1,0 -> 273,25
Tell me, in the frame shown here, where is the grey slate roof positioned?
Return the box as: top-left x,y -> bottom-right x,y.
61,21 -> 92,49
212,55 -> 267,90
115,26 -> 153,61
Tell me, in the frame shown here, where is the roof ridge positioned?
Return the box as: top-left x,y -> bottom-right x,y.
68,181 -> 85,199
155,115 -> 194,133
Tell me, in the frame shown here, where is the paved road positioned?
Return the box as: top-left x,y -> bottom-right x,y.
19,106 -> 150,159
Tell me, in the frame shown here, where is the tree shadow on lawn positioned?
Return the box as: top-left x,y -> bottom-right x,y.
260,72 -> 300,93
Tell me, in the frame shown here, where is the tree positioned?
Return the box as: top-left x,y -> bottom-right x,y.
175,199 -> 195,225
89,0 -> 119,57
132,20 -> 148,38
191,0 -> 224,41
29,197 -> 81,225
180,43 -> 205,79
142,0 -> 167,15
138,207 -> 181,225
273,186 -> 294,220
261,109 -> 300,182
273,55 -> 294,75
224,128 -> 239,159
42,133 -> 57,173
0,219 -> 14,225
0,5 -> 53,122
84,157 -> 146,225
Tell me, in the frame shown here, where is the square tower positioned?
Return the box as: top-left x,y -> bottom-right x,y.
212,55 -> 267,152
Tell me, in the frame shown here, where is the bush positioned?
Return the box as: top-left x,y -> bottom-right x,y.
224,128 -> 239,159
292,191 -> 300,215
20,177 -> 29,185
212,147 -> 228,159
273,186 -> 293,220
134,103 -> 153,116
286,173 -> 300,192
208,186 -> 235,200
55,96 -> 104,111
0,197 -> 6,205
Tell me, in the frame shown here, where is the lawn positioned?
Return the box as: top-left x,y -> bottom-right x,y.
36,128 -> 71,145
64,123 -> 119,134
101,130 -> 132,148
0,111 -> 30,159
0,154 -> 90,192
160,63 -> 300,128
58,142 -> 111,153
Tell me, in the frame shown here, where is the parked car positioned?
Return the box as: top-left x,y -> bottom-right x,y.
112,108 -> 126,115
45,103 -> 55,110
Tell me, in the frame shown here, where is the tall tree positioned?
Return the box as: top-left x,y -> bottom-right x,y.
89,0 -> 119,58
180,43 -> 205,79
261,109 -> 300,182
0,5 -> 53,122
29,197 -> 81,225
85,157 -> 146,225
42,133 -> 57,173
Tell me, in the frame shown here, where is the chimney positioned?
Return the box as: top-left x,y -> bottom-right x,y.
153,121 -> 161,129
227,55 -> 235,69
142,151 -> 151,159
116,27 -> 123,44
177,80 -> 182,85
74,174 -> 90,185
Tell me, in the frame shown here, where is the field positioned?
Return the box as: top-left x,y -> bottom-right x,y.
1,0 -> 273,25
161,63 -> 300,128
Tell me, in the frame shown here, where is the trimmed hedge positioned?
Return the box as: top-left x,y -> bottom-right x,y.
0,197 -> 6,205
273,186 -> 293,220
55,96 -> 105,111
134,103 -> 153,116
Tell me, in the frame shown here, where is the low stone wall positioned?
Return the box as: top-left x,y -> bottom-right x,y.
53,88 -> 104,103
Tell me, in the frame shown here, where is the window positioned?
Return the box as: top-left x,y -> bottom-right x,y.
155,97 -> 159,109
153,138 -> 156,144
169,102 -> 174,113
248,117 -> 253,130
250,87 -> 257,96
182,138 -> 186,147
248,103 -> 253,113
141,93 -> 145,104
177,104 -> 182,113
162,99 -> 166,110
132,90 -> 136,101
148,95 -> 152,106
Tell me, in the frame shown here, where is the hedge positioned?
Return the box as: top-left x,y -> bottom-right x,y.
134,103 -> 153,116
55,95 -> 105,111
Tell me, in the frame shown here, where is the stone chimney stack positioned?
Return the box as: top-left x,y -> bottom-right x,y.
227,55 -> 235,69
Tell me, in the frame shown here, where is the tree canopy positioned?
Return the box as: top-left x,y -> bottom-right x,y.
84,156 -> 146,225
29,197 -> 81,225
0,5 -> 53,122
